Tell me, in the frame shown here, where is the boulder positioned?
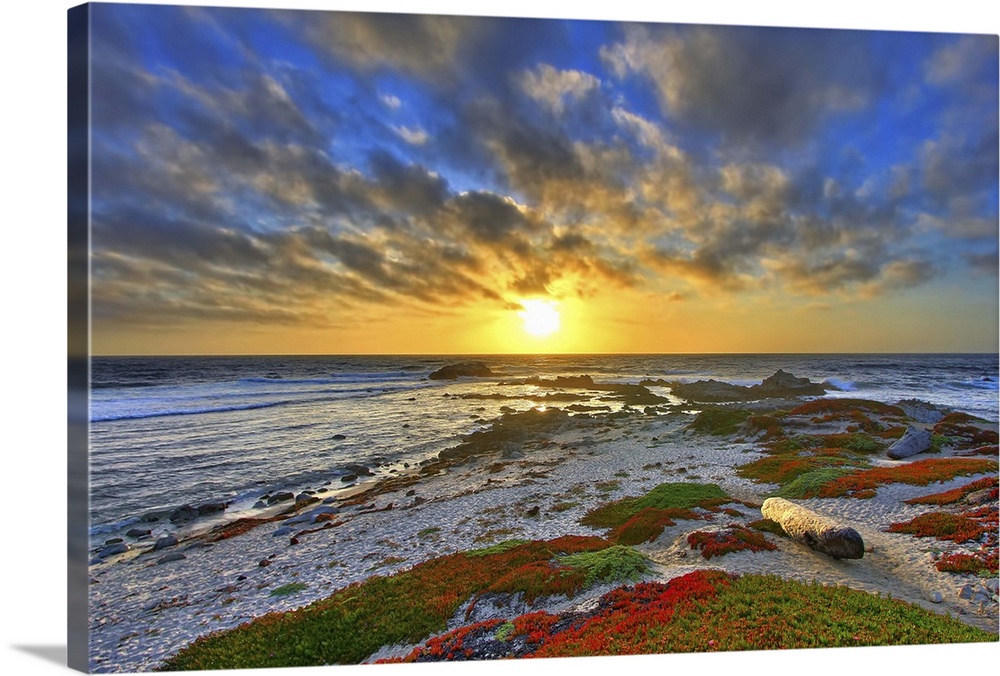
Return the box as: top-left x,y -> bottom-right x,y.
428,362 -> 495,380
887,426 -> 932,460
671,370 -> 828,402
761,497 -> 864,559
895,399 -> 947,425
754,369 -> 827,397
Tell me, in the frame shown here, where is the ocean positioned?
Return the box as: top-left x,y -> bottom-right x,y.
87,353 -> 998,545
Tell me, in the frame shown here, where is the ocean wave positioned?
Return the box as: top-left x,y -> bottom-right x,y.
238,371 -> 419,385
823,378 -> 857,391
91,399 -> 293,422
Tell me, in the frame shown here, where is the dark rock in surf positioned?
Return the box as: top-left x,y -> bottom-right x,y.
126,528 -> 151,539
341,474 -> 358,483
671,370 -> 828,402
169,505 -> 198,523
197,502 -> 227,516
267,492 -> 294,505
157,553 -> 187,565
332,434 -> 347,441
428,362 -> 495,380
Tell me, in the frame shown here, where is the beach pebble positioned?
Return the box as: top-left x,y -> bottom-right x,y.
406,490 -> 416,496
98,543 -> 129,559
258,559 -> 271,568
125,528 -> 151,539
332,434 -> 347,441
152,535 -> 178,551
929,591 -> 943,604
157,553 -> 187,565
959,584 -> 974,600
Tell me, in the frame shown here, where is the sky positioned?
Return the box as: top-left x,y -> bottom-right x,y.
85,3 -> 999,355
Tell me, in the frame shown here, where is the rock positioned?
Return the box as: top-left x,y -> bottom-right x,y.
97,543 -> 129,559
253,500 -> 267,509
196,502 -> 227,516
332,434 -> 347,441
501,448 -> 525,460
761,497 -> 864,559
153,535 -> 178,551
258,559 -> 271,568
322,497 -> 337,504
125,528 -> 151,539
986,579 -> 999,594
169,505 -> 198,523
672,370 -> 828,402
236,575 -> 247,581
929,591 -> 943,603
340,474 -> 358,483
959,584 -> 974,600
895,399 -> 948,425
405,489 -> 416,497
104,538 -> 124,545
525,505 -> 540,517
267,492 -> 294,505
886,426 -> 932,459
428,362 -> 495,380
294,492 -> 313,503
272,526 -> 296,537
157,553 -> 187,565
340,463 -> 374,476
964,488 -> 995,506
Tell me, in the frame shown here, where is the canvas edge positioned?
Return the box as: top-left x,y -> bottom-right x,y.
68,3 -> 91,673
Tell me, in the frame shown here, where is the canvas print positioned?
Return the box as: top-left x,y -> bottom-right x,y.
69,2 -> 999,672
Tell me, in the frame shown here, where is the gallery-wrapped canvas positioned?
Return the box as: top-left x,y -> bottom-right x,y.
68,2 -> 999,673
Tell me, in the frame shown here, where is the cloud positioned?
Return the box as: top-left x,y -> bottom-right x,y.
393,125 -> 429,145
925,35 -> 998,86
519,64 -> 601,114
600,25 -> 877,144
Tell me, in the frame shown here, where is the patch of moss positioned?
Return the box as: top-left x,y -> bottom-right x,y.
559,545 -> 649,587
777,467 -> 857,499
269,583 -> 308,597
688,409 -> 751,436
581,482 -> 729,529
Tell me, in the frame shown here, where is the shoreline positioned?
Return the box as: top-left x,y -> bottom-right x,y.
87,376 -> 999,672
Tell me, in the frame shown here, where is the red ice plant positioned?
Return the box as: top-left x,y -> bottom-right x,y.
904,477 -> 999,506
687,525 -> 778,559
817,458 -> 998,499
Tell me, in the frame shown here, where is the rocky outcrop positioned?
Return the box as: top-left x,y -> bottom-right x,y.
887,426 -> 932,459
671,370 -> 828,402
761,497 -> 865,559
429,362 -> 495,380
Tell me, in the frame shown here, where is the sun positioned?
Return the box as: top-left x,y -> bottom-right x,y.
519,299 -> 561,338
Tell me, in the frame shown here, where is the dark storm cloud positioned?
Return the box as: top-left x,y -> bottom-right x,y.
964,251 -> 1000,276
602,24 -> 879,144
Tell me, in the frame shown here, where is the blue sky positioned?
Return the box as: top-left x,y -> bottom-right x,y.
85,3 -> 999,354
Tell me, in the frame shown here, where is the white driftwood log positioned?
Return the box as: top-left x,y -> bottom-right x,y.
761,497 -> 865,559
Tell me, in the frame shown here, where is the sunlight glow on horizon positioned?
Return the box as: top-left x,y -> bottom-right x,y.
518,299 -> 561,338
